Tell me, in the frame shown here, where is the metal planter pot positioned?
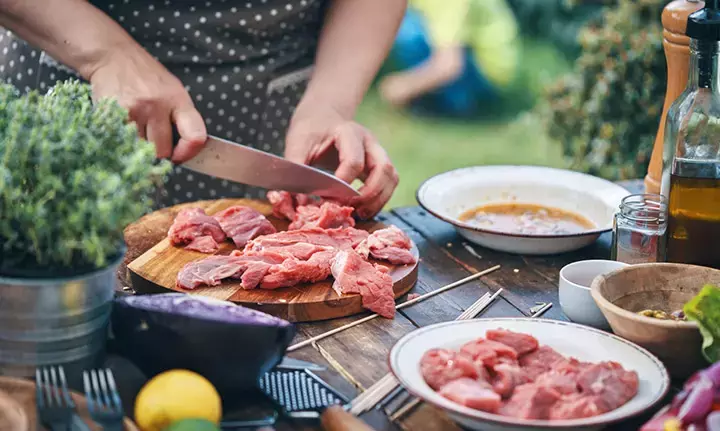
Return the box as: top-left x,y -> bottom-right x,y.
0,254 -> 122,379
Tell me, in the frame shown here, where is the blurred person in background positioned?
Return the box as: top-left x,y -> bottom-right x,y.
379,0 -> 519,117
0,0 -> 405,218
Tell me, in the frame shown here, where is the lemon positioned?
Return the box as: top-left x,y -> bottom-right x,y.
134,370 -> 222,431
162,419 -> 220,431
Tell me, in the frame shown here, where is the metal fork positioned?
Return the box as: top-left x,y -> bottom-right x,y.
83,369 -> 124,431
36,366 -> 75,431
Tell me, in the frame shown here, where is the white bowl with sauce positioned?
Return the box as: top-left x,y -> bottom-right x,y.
416,166 -> 630,255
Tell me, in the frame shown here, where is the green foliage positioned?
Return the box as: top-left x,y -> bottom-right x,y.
535,0 -> 667,180
0,80 -> 170,275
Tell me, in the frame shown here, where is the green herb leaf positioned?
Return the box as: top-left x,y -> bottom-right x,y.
684,284 -> 720,363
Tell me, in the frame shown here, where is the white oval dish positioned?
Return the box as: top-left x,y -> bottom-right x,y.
416,166 -> 630,255
389,318 -> 669,431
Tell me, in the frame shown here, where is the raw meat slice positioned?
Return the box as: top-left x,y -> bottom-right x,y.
168,208 -> 226,251
260,248 -> 336,290
213,206 -> 276,248
330,250 -> 396,318
460,338 -> 518,368
185,236 -> 220,253
499,383 -> 562,420
549,394 -> 610,420
244,227 -> 368,253
176,254 -> 284,290
491,363 -> 533,398
420,348 -> 485,390
486,329 -> 539,355
519,345 -> 566,379
576,361 -> 639,410
439,378 -> 502,413
355,226 -> 416,265
289,201 -> 355,230
267,190 -> 297,220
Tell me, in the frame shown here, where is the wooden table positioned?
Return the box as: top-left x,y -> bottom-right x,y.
109,180 -> 663,430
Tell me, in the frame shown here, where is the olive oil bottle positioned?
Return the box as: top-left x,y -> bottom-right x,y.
661,2 -> 720,269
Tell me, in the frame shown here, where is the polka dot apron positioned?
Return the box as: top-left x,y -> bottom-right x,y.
0,0 -> 327,207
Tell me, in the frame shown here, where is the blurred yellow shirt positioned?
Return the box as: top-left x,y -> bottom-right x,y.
410,0 -> 519,87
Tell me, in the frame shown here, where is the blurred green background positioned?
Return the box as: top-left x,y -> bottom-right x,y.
357,38 -> 571,209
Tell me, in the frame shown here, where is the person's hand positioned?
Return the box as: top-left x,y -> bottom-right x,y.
88,46 -> 207,163
284,103 -> 399,219
379,74 -> 415,107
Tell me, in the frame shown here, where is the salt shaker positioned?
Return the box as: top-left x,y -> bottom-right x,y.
611,194 -> 668,264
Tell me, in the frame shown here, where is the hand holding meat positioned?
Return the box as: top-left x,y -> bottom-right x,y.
88,46 -> 207,163
284,104 -> 399,219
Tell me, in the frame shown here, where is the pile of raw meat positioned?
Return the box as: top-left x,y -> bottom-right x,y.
421,329 -> 639,420
169,191 -> 416,319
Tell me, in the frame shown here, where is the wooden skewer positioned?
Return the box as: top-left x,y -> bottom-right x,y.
287,265 -> 501,352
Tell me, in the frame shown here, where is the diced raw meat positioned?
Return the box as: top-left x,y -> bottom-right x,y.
486,329 -> 539,355
576,362 -> 639,410
420,349 -> 485,390
355,226 -> 416,265
549,394 -> 610,420
491,363 -> 532,399
260,249 -> 336,290
244,227 -> 368,253
168,208 -> 226,251
184,236 -> 220,253
213,206 -> 276,248
330,250 -> 396,318
499,383 -> 562,420
439,378 -> 502,413
519,345 -> 566,379
176,254 -> 283,290
289,201 -> 355,230
267,190 -> 297,220
460,338 -> 518,368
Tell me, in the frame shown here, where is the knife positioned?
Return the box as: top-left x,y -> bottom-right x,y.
277,357 -> 326,371
182,135 -> 360,200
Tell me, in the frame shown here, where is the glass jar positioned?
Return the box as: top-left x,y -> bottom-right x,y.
611,194 -> 668,264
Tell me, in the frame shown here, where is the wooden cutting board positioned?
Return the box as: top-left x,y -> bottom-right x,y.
127,199 -> 419,322
0,376 -> 138,431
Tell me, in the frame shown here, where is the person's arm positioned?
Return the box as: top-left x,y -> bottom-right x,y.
0,0 -> 206,162
0,0 -> 138,79
298,0 -> 407,120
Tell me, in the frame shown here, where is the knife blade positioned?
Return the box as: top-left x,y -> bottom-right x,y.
182,135 -> 360,200
277,357 -> 326,371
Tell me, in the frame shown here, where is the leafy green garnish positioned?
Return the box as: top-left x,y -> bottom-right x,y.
684,284 -> 720,363
0,80 -> 171,274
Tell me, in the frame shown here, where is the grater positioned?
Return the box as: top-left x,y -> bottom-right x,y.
259,369 -> 350,420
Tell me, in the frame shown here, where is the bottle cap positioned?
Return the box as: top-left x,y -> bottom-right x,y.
687,0 -> 720,40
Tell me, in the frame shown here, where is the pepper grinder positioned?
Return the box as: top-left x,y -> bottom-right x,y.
646,0 -> 704,194
660,0 -> 720,269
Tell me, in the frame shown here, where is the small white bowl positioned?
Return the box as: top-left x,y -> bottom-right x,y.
389,318 -> 669,431
416,166 -> 630,255
559,260 -> 629,329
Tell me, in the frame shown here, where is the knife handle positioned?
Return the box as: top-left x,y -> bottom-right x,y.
320,406 -> 377,431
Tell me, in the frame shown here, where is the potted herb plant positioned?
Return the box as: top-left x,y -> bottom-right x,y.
0,80 -> 170,376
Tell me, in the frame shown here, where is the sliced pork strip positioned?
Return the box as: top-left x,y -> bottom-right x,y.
549,394 -> 610,420
486,329 -> 539,355
168,207 -> 226,249
213,206 -> 276,248
460,338 -> 518,368
184,235 -> 220,253
499,383 -> 562,420
576,361 -> 639,410
420,348 -> 485,391
244,227 -> 368,253
330,250 -> 396,318
355,226 -> 416,265
519,345 -> 566,380
439,378 -> 502,413
176,255 -> 245,290
491,363 -> 533,399
267,190 -> 296,220
289,201 -> 356,230
260,249 -> 336,290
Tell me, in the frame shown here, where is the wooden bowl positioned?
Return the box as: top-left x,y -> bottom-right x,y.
591,263 -> 720,379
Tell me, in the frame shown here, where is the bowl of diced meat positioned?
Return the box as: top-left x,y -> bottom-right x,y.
389,318 -> 669,431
